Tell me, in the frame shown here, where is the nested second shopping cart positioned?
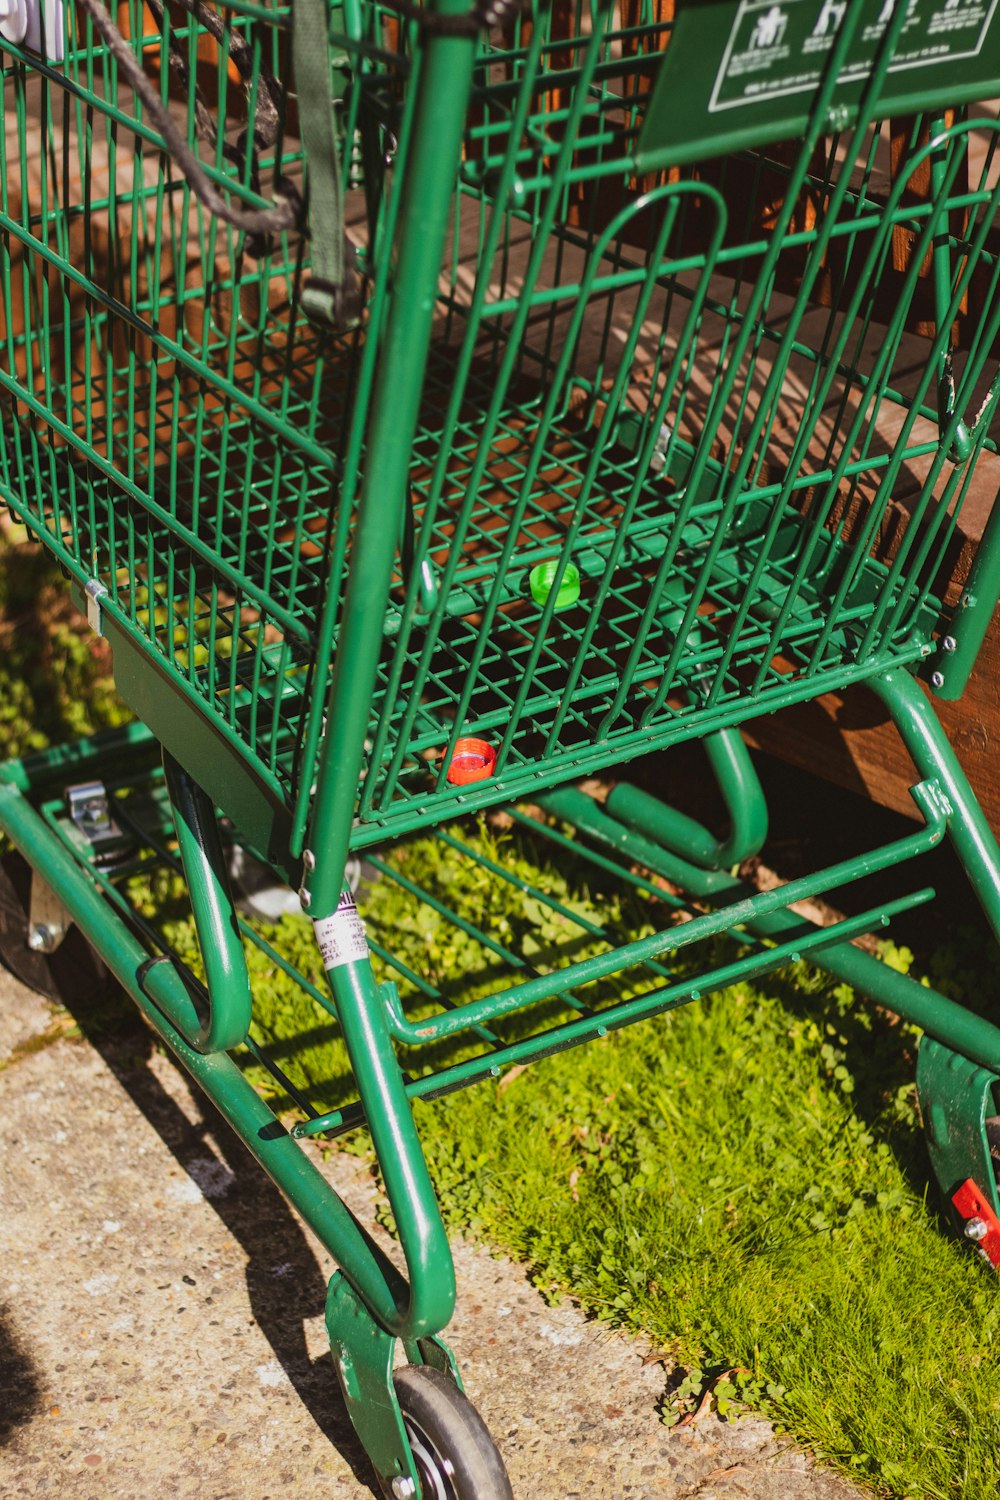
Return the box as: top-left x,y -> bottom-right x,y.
2,0 -> 1000,1492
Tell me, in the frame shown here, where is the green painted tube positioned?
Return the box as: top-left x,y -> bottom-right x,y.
541,782 -> 1000,1076
324,957 -> 456,1337
0,780 -> 434,1341
932,493 -> 1000,701
305,892 -> 931,1137
869,667 -> 1000,942
306,1 -> 478,921
162,752 -> 253,1054
386,780 -> 947,1045
928,116 -> 973,464
606,727 -> 768,871
0,719 -> 155,794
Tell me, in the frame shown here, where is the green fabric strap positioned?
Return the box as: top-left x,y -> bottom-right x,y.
294,0 -> 346,326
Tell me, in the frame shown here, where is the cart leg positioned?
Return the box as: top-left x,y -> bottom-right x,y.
160,752 -> 254,1054
604,722 -> 768,872
326,1273 -> 476,1498
865,667 -> 1000,1260
325,1271 -> 418,1494
317,937 -> 514,1493
319,938 -> 516,1494
319,937 -> 458,1341
915,1037 -> 1000,1257
867,667 -> 1000,943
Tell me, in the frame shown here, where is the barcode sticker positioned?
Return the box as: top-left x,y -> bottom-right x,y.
314,892 -> 369,969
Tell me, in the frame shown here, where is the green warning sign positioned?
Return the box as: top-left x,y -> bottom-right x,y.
636,0 -> 1000,170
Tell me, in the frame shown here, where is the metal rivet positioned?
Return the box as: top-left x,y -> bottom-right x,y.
299,886 -> 312,909
27,924 -> 55,953
303,849 -> 316,871
942,636 -> 957,653
931,671 -> 945,688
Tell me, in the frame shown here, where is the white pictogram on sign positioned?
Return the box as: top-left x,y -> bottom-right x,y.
750,5 -> 787,45
878,0 -> 919,22
813,0 -> 847,34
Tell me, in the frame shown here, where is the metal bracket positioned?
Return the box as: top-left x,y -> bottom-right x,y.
402,1333 -> 464,1391
64,780 -> 131,868
27,871 -> 72,955
325,1272 -> 420,1497
84,579 -> 108,636
951,1178 -> 1000,1268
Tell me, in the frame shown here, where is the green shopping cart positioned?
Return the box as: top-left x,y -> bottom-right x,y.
2,0 -> 1000,1491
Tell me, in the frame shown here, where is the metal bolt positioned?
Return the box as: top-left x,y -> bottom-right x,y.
965,1217 -> 989,1242
27,924 -> 54,954
931,670 -> 945,688
298,851 -> 316,910
391,1478 -> 417,1499
942,635 -> 957,653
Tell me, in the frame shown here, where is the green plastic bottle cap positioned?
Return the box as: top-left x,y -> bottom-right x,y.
529,560 -> 581,611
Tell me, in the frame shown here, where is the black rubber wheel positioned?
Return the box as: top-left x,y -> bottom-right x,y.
390,1365 -> 513,1500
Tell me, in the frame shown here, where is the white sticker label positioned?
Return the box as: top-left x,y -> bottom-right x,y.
314,892 -> 369,969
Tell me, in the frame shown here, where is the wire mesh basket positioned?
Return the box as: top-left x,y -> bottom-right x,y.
3,0 -> 997,864
3,1 -> 1000,1493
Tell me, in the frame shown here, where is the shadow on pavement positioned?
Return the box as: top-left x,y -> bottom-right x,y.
0,1304 -> 45,1444
0,851 -> 379,1494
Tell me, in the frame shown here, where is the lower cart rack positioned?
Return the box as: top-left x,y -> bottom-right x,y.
6,663 -> 1000,1489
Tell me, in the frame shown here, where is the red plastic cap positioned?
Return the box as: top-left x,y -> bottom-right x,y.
446,737 -> 497,786
952,1178 -> 1000,1268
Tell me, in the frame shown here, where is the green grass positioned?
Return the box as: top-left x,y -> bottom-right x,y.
0,527 -> 127,761
411,944 -> 1000,1500
4,528 -> 1000,1498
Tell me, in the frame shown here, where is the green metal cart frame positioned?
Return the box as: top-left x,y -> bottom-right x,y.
2,0 -> 1000,1492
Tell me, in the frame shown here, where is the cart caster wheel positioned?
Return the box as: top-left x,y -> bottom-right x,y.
386,1365 -> 514,1500
0,853 -> 105,1004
